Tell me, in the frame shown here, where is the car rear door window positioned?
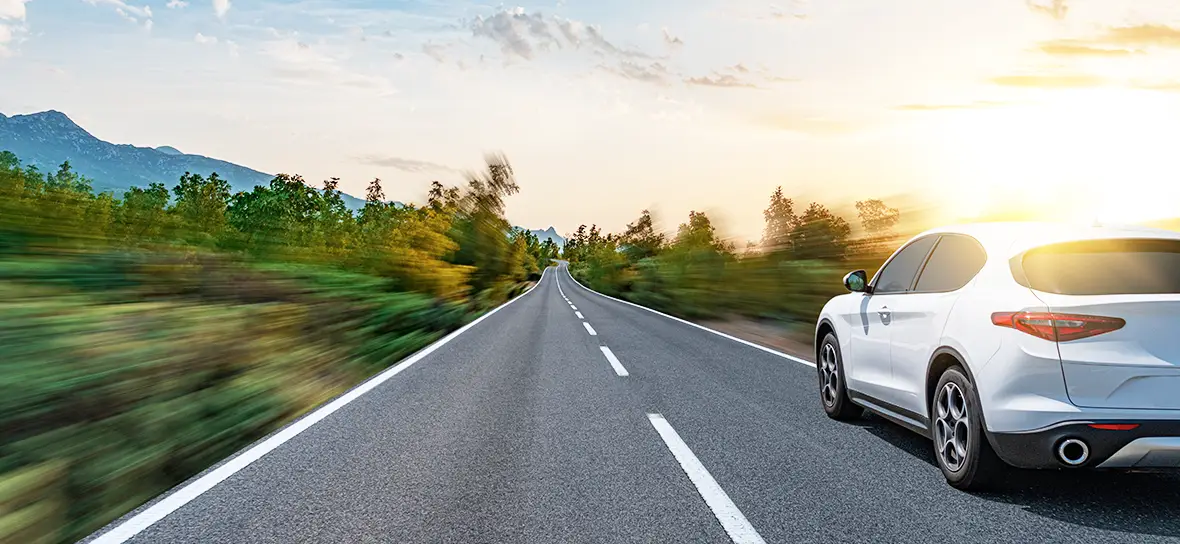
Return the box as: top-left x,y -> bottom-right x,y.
914,235 -> 987,293
873,235 -> 938,293
1015,238 -> 1180,295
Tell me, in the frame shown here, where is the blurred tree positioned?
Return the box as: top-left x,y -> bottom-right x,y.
762,186 -> 797,254
621,209 -> 665,263
171,172 -> 231,243
451,153 -> 520,293
856,199 -> 900,236
792,202 -> 851,261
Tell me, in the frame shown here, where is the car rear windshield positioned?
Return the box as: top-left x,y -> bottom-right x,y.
1014,238 -> 1180,295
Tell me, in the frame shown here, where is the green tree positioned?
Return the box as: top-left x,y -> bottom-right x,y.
621,209 -> 664,263
762,186 -> 797,254
856,199 -> 900,237
171,171 -> 231,243
792,202 -> 851,261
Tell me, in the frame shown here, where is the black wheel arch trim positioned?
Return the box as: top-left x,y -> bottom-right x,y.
926,346 -> 1004,453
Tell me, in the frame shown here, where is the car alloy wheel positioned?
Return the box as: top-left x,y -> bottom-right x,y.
934,382 -> 971,473
819,343 -> 840,409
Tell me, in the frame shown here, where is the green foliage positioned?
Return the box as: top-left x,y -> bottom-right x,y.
570,190 -> 899,327
0,149 -> 552,544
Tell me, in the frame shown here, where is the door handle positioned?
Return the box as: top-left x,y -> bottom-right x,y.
878,306 -> 892,322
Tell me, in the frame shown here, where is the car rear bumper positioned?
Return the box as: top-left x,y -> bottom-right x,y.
988,421 -> 1180,469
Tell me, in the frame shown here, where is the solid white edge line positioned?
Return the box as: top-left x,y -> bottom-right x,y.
562,266 -> 816,369
647,413 -> 766,544
583,322 -> 597,336
89,267 -> 554,544
599,346 -> 628,377
575,311 -> 584,319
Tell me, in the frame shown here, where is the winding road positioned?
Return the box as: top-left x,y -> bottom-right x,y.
87,263 -> 1180,543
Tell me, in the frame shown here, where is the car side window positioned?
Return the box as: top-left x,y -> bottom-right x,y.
873,236 -> 938,294
914,235 -> 987,293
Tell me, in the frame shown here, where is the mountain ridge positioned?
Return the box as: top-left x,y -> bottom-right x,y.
0,110 -> 368,210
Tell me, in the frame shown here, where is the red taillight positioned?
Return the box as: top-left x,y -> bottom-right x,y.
991,312 -> 1126,342
1088,424 -> 1140,431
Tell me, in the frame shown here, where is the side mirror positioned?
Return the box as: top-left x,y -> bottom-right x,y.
843,270 -> 869,293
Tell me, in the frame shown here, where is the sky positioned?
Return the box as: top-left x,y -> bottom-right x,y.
2,0 -> 1180,242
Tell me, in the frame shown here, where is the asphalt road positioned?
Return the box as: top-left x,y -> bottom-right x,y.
88,263 -> 1180,544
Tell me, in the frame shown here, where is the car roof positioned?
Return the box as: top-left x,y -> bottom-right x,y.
913,221 -> 1180,258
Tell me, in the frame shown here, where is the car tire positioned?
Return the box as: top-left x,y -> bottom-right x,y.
817,333 -> 862,421
931,366 -> 1007,491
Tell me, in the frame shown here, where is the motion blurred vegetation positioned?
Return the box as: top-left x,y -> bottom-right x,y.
564,190 -> 905,336
0,150 -> 557,544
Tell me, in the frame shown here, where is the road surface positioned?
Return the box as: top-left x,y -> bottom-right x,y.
87,264 -> 1180,543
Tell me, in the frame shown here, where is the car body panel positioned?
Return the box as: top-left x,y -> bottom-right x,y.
1037,292 -> 1180,410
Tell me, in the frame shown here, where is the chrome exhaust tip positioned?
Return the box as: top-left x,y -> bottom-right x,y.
1057,438 -> 1090,467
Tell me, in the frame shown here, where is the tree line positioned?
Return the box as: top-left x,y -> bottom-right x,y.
0,150 -> 558,303
563,188 -> 902,326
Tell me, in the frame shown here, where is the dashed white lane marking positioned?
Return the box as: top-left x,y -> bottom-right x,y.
599,346 -> 629,376
583,322 -> 598,336
88,266 -> 553,544
647,414 -> 766,544
570,305 -> 577,310
563,268 -> 815,369
576,311 -> 584,319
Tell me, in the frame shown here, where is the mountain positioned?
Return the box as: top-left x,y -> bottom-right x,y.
530,226 -> 565,247
0,110 -> 367,210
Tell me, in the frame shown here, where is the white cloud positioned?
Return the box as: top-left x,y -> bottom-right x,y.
421,41 -> 447,63
662,27 -> 683,48
83,0 -> 153,24
212,0 -> 229,19
0,0 -> 31,21
194,31 -> 217,44
167,0 -> 188,8
0,0 -> 29,58
470,8 -> 653,62
262,38 -> 395,95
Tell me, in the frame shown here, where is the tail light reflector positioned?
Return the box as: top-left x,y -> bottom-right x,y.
991,312 -> 1125,342
1088,424 -> 1140,431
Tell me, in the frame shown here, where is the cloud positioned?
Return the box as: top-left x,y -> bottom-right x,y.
755,112 -> 860,136
1099,24 -> 1180,47
662,27 -> 683,48
1026,0 -> 1068,20
358,155 -> 457,173
0,0 -> 28,57
421,41 -> 448,63
470,8 -> 652,62
894,101 -> 1010,111
84,0 -> 152,20
1038,41 -> 1140,56
212,0 -> 229,19
685,73 -> 760,88
470,8 -> 559,60
765,1 -> 809,21
166,0 -> 187,7
263,38 -> 395,95
194,32 -> 217,44
0,0 -> 30,20
990,74 -> 1106,88
600,59 -> 670,84
682,63 -> 793,89
1131,80 -> 1180,92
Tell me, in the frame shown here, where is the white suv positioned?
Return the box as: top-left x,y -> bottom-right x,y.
815,222 -> 1180,490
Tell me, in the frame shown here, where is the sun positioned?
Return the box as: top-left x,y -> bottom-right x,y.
926,88 -> 1180,226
